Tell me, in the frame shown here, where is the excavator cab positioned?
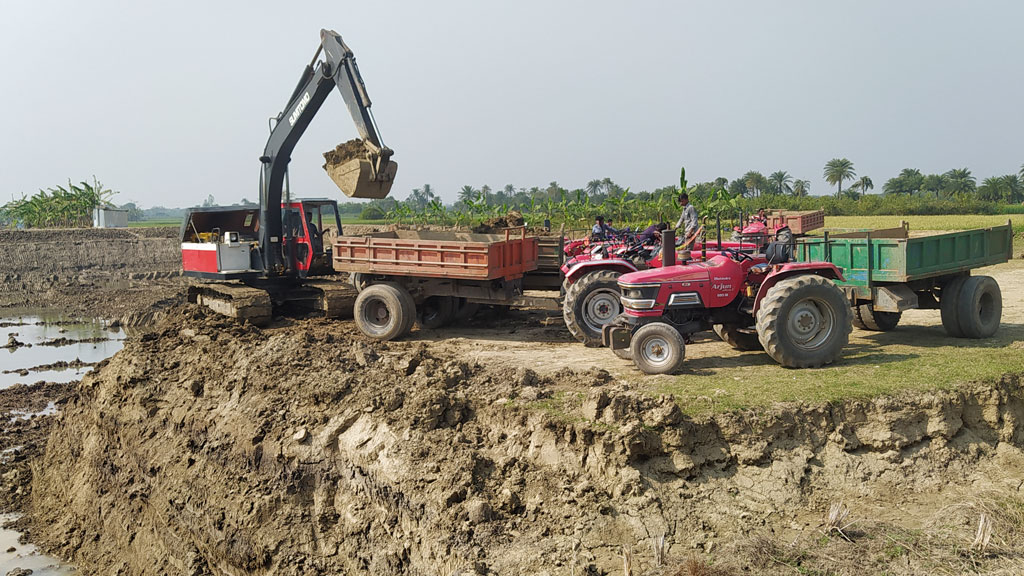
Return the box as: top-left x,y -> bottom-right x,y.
282,199 -> 343,276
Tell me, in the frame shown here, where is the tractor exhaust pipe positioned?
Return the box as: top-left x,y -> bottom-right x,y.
662,229 -> 675,267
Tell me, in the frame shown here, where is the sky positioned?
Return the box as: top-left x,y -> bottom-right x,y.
1,0 -> 1022,209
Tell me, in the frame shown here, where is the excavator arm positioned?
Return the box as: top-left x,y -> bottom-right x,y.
259,28 -> 397,275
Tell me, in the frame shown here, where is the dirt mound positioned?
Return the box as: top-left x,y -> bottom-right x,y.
22,303 -> 1024,575
472,211 -> 526,234
322,139 -> 367,168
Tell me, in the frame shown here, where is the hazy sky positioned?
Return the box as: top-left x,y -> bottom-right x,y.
2,1 -> 1022,208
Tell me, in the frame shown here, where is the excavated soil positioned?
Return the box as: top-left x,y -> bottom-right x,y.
472,211 -> 527,234
18,305 -> 1024,575
323,139 -> 368,168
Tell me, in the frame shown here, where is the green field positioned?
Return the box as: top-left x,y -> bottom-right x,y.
823,214 -> 1023,255
128,219 -> 181,228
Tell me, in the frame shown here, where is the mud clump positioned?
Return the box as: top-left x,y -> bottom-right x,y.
322,138 -> 368,168
472,210 -> 526,234
22,304 -> 1024,575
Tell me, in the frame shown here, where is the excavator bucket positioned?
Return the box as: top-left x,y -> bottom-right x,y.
323,139 -> 398,199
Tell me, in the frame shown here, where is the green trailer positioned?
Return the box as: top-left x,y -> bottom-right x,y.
796,221 -> 1012,338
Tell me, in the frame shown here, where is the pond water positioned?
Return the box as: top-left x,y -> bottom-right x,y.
1,311 -> 127,575
0,514 -> 74,575
0,313 -> 126,390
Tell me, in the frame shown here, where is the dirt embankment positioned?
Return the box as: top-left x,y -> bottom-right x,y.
22,306 -> 1024,575
0,227 -> 184,323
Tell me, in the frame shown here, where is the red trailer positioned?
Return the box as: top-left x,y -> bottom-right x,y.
333,229 -> 544,339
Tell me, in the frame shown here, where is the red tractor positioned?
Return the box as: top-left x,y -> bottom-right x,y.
602,247 -> 852,374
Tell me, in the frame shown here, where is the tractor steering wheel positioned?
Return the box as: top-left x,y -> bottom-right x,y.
723,248 -> 752,262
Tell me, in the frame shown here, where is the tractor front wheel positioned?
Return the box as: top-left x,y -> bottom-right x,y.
563,270 -> 623,346
630,323 -> 686,375
756,275 -> 851,368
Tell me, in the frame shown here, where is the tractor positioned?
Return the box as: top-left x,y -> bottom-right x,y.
601,245 -> 852,375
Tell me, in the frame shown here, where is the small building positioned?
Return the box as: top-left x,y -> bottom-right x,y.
93,207 -> 129,228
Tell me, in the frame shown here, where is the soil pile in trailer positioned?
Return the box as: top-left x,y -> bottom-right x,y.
322,138 -> 368,169
21,303 -> 1024,575
472,210 -> 526,234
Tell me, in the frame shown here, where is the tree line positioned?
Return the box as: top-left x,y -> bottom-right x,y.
352,160 -> 1024,226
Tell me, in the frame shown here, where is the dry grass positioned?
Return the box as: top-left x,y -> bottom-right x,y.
822,501 -> 854,542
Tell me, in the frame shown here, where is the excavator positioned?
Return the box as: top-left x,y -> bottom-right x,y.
181,29 -> 397,324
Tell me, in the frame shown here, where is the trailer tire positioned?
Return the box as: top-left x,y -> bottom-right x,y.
453,298 -> 480,322
956,275 -> 1001,339
756,275 -> 851,368
940,276 -> 968,338
852,304 -> 901,331
630,323 -> 686,375
564,270 -> 622,346
354,283 -> 415,341
713,323 -> 763,351
350,273 -> 368,293
418,296 -> 456,329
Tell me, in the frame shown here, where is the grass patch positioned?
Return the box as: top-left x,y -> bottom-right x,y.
643,266 -> 1024,415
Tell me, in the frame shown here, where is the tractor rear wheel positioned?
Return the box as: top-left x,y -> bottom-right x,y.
940,276 -> 968,338
852,303 -> 901,331
563,270 -> 622,346
713,323 -> 763,351
630,323 -> 686,375
418,295 -> 456,329
756,275 -> 851,368
354,283 -> 415,340
956,275 -> 1001,339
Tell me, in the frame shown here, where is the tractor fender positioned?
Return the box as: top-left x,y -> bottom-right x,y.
752,262 -> 846,314
563,259 -> 639,285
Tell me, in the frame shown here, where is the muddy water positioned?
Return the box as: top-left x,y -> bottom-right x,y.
1,514 -> 74,575
1,313 -> 125,389
1,312 -> 125,575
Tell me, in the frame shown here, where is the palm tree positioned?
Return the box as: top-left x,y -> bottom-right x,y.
999,174 -> 1023,203
458,185 -> 478,205
791,179 -> 810,197
742,171 -> 767,197
585,179 -> 603,198
767,171 -> 793,195
849,176 -> 873,195
823,158 -> 856,196
942,168 -> 975,197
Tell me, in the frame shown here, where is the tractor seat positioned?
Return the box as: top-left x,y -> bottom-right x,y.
765,241 -> 794,264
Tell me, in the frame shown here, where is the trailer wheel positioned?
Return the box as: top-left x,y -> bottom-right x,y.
418,296 -> 456,329
713,323 -> 763,351
453,298 -> 480,322
630,323 -> 686,375
939,276 -> 968,338
956,275 -> 1001,339
354,283 -> 415,340
852,304 -> 901,331
564,270 -> 622,346
756,275 -> 851,368
350,273 -> 368,293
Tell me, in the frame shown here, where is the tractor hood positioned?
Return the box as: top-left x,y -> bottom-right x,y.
618,260 -> 715,286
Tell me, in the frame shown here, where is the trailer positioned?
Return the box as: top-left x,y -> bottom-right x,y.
796,221 -> 1012,337
333,228 -> 567,339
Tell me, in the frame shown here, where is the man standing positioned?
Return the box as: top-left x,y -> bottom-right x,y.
675,193 -> 699,241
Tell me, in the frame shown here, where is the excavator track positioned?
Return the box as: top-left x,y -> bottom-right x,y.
298,279 -> 357,319
187,283 -> 273,326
